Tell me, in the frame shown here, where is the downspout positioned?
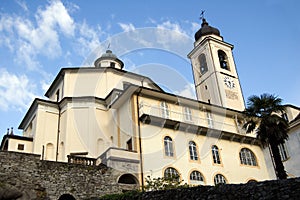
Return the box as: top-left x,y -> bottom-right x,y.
136,87 -> 144,190
56,102 -> 61,162
268,144 -> 278,179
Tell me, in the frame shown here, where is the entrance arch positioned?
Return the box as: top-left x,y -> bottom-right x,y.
118,173 -> 139,185
58,194 -> 76,200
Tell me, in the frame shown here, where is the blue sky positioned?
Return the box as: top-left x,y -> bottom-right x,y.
0,0 -> 299,138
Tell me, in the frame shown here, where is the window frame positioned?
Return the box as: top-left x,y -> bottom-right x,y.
189,141 -> 198,161
218,50 -> 230,71
189,170 -> 204,185
183,106 -> 193,121
278,142 -> 289,161
164,167 -> 180,181
240,148 -> 258,166
161,101 -> 170,118
164,136 -> 174,157
207,111 -> 213,128
212,145 -> 221,164
199,53 -> 208,75
214,174 -> 227,185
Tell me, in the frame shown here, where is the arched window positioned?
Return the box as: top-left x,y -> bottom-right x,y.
161,101 -> 169,118
199,53 -> 208,74
164,167 -> 180,181
164,136 -> 174,157
189,141 -> 198,160
184,107 -> 192,121
240,148 -> 257,166
190,170 -> 204,185
218,50 -> 230,70
214,174 -> 227,185
247,179 -> 257,183
212,145 -> 221,164
46,143 -> 54,160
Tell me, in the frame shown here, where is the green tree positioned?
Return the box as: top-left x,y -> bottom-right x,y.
143,175 -> 186,191
243,93 -> 289,179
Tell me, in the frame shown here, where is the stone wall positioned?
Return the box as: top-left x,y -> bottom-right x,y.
0,151 -> 137,199
1,151 -> 300,200
139,178 -> 300,200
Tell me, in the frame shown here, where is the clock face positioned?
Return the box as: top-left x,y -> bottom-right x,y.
224,76 -> 235,89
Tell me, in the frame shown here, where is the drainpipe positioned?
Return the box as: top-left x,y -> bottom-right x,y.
56,102 -> 61,162
136,87 -> 144,190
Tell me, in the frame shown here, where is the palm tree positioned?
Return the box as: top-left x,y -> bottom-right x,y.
243,93 -> 289,179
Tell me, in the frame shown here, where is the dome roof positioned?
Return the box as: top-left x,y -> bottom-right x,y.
100,50 -> 117,59
194,18 -> 221,41
94,50 -> 124,69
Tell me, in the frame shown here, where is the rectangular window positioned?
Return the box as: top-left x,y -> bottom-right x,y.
56,90 -> 60,102
127,138 -> 133,151
278,142 -> 289,161
17,144 -> 24,150
184,107 -> 192,121
161,101 -> 169,119
207,111 -> 213,128
164,137 -> 173,157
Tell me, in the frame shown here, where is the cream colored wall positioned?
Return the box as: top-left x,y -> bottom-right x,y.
117,98 -> 136,150
56,101 -> 117,162
33,104 -> 59,161
48,79 -> 63,101
215,72 -> 245,112
23,115 -> 36,138
140,124 -> 271,185
7,139 -> 33,153
58,70 -> 157,100
137,96 -> 268,185
282,123 -> 300,177
285,106 -> 300,122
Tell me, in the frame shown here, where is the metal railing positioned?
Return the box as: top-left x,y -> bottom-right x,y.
139,103 -> 243,134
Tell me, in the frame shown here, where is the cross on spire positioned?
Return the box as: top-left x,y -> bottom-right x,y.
200,10 -> 205,20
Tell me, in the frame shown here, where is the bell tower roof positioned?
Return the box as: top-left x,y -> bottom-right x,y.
194,18 -> 221,41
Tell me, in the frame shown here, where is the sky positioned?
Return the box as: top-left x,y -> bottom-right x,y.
0,0 -> 299,138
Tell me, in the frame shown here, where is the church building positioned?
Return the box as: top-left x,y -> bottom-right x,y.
1,17 -> 299,187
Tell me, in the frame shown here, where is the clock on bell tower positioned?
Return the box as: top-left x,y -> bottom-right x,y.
188,17 -> 245,111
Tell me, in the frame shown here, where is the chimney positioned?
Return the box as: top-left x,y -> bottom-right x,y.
10,127 -> 13,135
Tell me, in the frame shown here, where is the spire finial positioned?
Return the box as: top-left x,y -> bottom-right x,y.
200,10 -> 205,21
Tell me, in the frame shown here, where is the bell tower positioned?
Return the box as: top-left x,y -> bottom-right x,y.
188,17 -> 245,111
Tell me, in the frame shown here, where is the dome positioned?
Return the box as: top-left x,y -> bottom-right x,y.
194,18 -> 221,41
100,50 -> 117,59
94,50 -> 124,69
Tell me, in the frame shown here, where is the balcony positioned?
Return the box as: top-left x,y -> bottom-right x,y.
67,155 -> 96,166
99,147 -> 140,173
139,103 -> 258,145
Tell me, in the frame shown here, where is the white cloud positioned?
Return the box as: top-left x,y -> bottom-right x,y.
118,23 -> 136,32
174,83 -> 196,99
157,21 -> 186,34
15,0 -> 28,12
75,21 -> 102,57
0,68 -> 37,111
0,0 -> 75,72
